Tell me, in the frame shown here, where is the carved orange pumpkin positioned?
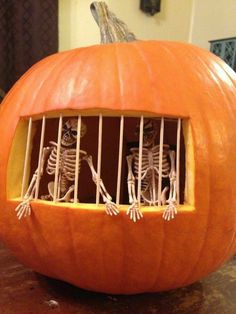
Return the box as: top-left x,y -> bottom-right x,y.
0,39 -> 236,294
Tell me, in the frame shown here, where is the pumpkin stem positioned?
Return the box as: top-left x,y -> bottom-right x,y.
90,2 -> 136,44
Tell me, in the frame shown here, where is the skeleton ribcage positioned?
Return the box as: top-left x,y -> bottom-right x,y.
46,142 -> 78,181
131,145 -> 170,192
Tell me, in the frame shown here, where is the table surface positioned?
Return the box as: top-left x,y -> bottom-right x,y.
0,241 -> 235,314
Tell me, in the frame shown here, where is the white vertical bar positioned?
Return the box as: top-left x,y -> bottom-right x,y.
53,115 -> 63,202
96,114 -> 103,205
21,118 -> 33,199
35,116 -> 46,199
74,115 -> 82,203
176,118 -> 181,205
158,118 -> 165,206
137,116 -> 144,205
116,115 -> 124,205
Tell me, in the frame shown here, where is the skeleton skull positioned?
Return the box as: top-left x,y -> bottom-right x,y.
61,118 -> 87,147
136,119 -> 157,148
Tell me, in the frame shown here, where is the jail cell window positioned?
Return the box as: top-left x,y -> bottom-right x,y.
10,114 -> 189,220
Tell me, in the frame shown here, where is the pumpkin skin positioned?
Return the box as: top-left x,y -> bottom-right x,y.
0,40 -> 236,294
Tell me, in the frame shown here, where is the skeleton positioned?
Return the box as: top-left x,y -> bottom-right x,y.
126,119 -> 177,222
15,118 -> 119,219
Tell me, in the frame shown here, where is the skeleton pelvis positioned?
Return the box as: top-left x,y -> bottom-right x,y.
46,181 -> 75,202
141,184 -> 168,206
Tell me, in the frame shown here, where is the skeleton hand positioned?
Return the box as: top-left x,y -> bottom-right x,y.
15,198 -> 32,220
105,200 -> 119,216
127,202 -> 143,222
162,201 -> 177,221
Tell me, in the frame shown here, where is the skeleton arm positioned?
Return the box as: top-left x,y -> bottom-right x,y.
162,150 -> 177,221
15,147 -> 52,219
126,154 -> 143,222
83,154 -> 119,216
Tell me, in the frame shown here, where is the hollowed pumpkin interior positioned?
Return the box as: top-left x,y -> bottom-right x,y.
7,111 -> 195,212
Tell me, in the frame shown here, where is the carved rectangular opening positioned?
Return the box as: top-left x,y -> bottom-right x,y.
12,114 -> 188,208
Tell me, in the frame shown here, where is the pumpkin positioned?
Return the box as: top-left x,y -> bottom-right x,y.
0,3 -> 236,294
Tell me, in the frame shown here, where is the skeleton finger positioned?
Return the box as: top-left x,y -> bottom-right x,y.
25,205 -> 31,217
111,207 -> 118,215
167,212 -> 171,221
106,205 -> 114,216
137,210 -> 143,220
132,209 -> 136,221
135,210 -> 140,222
162,210 -> 168,220
17,205 -> 27,220
27,205 -> 31,216
105,202 -> 119,216
111,205 -> 119,215
107,208 -> 113,216
15,201 -> 27,212
130,209 -> 134,222
16,204 -> 25,217
24,206 -> 28,217
108,206 -> 114,216
171,209 -> 175,219
106,207 -> 110,215
15,203 -> 22,213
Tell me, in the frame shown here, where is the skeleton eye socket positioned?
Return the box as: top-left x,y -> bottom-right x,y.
63,125 -> 69,132
71,130 -> 77,137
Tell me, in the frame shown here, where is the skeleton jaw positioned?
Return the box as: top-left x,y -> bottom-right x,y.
61,136 -> 76,147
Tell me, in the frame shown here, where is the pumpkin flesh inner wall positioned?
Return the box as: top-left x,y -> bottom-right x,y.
7,112 -> 195,211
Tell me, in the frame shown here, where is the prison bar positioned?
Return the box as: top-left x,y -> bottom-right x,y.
96,114 -> 103,205
137,116 -> 144,205
116,115 -> 124,205
176,118 -> 181,205
53,115 -> 63,202
21,118 -> 33,199
74,115 -> 82,204
158,117 -> 165,206
35,116 -> 46,200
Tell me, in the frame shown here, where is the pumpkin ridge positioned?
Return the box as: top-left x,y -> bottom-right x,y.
27,52 -> 78,116
115,218 -> 130,294
149,219 -> 165,291
224,66 -> 236,89
162,45 -> 211,287
25,213 -> 50,276
209,59 -> 236,126
67,209 -> 79,282
18,52 -> 72,118
131,41 -> 158,110
217,229 -> 236,267
147,44 -> 195,290
179,48 -> 228,286
198,53 -> 236,265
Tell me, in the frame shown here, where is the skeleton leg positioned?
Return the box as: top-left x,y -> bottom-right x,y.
160,186 -> 169,205
163,150 -> 177,221
15,147 -> 51,219
83,155 -> 119,216
126,155 -> 143,222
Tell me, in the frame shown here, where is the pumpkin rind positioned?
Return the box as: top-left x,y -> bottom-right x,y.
0,40 -> 236,294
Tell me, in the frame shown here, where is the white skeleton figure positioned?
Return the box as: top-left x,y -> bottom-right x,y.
15,118 -> 119,219
126,119 -> 177,222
